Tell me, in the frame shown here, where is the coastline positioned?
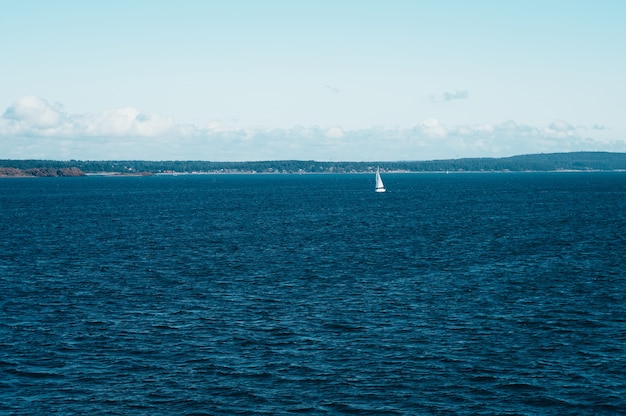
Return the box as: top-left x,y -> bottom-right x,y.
2,152 -> 626,177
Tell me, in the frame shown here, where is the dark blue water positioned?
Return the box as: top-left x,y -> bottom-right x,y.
1,173 -> 625,415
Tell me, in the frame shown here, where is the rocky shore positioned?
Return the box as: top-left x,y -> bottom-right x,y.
0,167 -> 85,177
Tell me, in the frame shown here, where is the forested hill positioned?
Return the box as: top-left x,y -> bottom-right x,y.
1,152 -> 626,175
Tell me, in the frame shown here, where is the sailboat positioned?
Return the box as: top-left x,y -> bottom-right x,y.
375,167 -> 386,193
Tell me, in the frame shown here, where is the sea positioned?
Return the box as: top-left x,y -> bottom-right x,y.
1,172 -> 625,415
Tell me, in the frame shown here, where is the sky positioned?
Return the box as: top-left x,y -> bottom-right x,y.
1,0 -> 625,161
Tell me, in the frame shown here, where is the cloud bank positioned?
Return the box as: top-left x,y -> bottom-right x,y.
1,96 -> 623,161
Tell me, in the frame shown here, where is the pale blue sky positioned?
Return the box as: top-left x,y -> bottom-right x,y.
1,1 -> 625,161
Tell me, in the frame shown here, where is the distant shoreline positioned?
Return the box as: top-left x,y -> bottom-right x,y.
2,152 -> 626,176
4,169 -> 625,179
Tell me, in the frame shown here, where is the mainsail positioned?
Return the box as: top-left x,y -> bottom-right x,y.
375,167 -> 386,193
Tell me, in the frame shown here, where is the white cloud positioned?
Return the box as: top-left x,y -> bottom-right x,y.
0,97 -> 193,139
418,118 -> 447,138
2,96 -> 64,129
549,119 -> 573,132
1,96 -> 624,161
80,107 -> 178,137
325,126 -> 345,139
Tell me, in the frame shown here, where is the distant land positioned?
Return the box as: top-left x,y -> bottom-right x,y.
1,152 -> 626,177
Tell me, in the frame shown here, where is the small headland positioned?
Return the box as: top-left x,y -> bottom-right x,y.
0,167 -> 86,177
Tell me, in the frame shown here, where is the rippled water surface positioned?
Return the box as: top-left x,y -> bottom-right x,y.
1,173 -> 625,415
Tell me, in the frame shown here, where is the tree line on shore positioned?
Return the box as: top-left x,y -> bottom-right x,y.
1,152 -> 626,175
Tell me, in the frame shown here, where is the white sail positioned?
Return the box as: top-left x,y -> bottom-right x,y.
375,167 -> 386,192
